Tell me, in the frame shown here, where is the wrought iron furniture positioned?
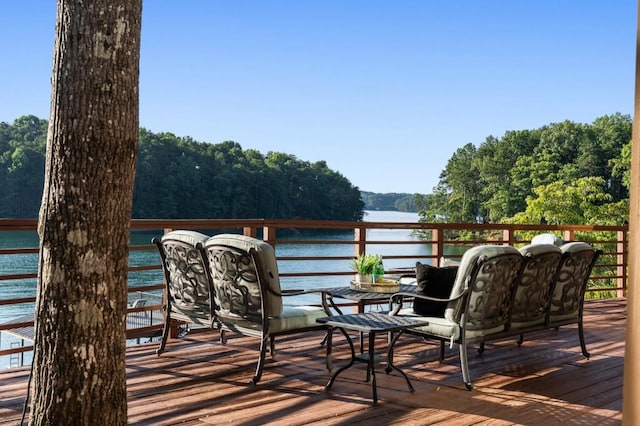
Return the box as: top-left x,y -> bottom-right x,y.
320,283 -> 417,315
499,242 -> 563,349
153,230 -> 213,355
319,283 -> 417,351
317,312 -> 429,404
389,241 -> 601,390
201,233 -> 331,384
547,242 -> 601,357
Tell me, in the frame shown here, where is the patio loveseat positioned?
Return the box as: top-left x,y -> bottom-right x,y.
154,231 -> 331,384
389,237 -> 601,390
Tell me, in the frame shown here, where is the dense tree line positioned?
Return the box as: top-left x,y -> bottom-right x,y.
2,113 -> 631,225
0,115 -> 364,220
416,113 -> 632,226
361,191 -> 420,212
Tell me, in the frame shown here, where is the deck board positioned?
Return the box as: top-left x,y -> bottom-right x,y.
0,298 -> 626,425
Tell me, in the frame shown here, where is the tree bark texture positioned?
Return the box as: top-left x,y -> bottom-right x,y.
31,1 -> 141,424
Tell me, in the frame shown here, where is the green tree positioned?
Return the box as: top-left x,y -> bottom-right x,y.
422,114 -> 632,225
508,177 -> 624,225
476,131 -> 540,221
610,142 -> 631,193
440,143 -> 482,222
0,116 -> 47,218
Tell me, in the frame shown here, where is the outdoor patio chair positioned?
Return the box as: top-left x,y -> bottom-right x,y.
153,230 -> 213,355
128,298 -> 148,318
200,233 -> 330,384
547,241 -> 601,358
128,298 -> 147,309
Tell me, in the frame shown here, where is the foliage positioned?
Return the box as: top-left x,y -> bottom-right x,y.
507,177 -> 618,225
2,112 -> 632,225
420,113 -> 632,226
0,116 -> 47,218
350,253 -> 383,275
361,191 -> 421,212
0,117 -> 364,221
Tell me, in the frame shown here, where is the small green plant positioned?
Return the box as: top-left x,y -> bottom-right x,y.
350,253 -> 383,275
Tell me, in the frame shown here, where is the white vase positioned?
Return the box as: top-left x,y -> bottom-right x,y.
355,274 -> 372,283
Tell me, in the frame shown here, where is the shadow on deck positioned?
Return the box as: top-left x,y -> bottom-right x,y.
0,298 -> 624,425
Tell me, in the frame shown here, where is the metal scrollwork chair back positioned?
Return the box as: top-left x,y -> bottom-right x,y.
201,233 -> 330,384
153,230 -> 214,355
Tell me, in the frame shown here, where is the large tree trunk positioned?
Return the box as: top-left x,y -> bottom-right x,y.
30,1 -> 141,424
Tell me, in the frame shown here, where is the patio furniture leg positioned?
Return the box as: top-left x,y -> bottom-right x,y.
579,319 -> 590,358
252,335 -> 269,384
156,309 -> 170,355
269,336 -> 277,359
325,328 -> 356,390
385,331 -> 415,393
367,331 -> 377,403
459,339 -> 473,390
325,328 -> 333,370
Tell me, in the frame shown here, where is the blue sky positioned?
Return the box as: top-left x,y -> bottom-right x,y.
0,1 -> 635,194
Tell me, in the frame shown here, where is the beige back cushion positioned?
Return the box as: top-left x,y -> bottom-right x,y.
531,233 -> 564,246
445,244 -> 521,321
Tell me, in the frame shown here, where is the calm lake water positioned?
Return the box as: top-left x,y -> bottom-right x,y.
0,210 -> 427,368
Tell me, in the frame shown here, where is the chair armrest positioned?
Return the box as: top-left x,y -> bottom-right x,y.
388,289 -> 468,316
268,288 -> 327,297
279,288 -> 335,297
280,289 -> 334,316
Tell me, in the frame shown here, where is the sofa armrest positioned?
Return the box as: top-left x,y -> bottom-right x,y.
389,289 -> 468,316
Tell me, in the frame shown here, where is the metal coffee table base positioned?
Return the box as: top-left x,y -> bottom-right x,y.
318,312 -> 428,404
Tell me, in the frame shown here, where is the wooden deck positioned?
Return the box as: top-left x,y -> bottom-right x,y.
0,298 -> 625,425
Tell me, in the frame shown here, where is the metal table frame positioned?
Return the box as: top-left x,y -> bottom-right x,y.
320,284 -> 416,315
317,312 -> 428,404
319,284 -> 416,352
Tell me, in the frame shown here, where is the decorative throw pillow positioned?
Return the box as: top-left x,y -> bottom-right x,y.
413,262 -> 458,317
440,256 -> 461,267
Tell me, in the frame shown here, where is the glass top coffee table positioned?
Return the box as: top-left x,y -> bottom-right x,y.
316,311 -> 429,404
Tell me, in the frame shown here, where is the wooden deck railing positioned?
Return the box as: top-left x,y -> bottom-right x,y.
0,218 -> 627,363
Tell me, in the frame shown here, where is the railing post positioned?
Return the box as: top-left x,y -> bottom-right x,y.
244,226 -> 257,238
502,228 -> 513,245
618,229 -> 627,297
263,226 -> 276,246
431,228 -> 442,266
563,229 -> 575,242
354,226 -> 366,256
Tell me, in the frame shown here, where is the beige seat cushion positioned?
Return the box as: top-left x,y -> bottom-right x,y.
270,305 -> 327,333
